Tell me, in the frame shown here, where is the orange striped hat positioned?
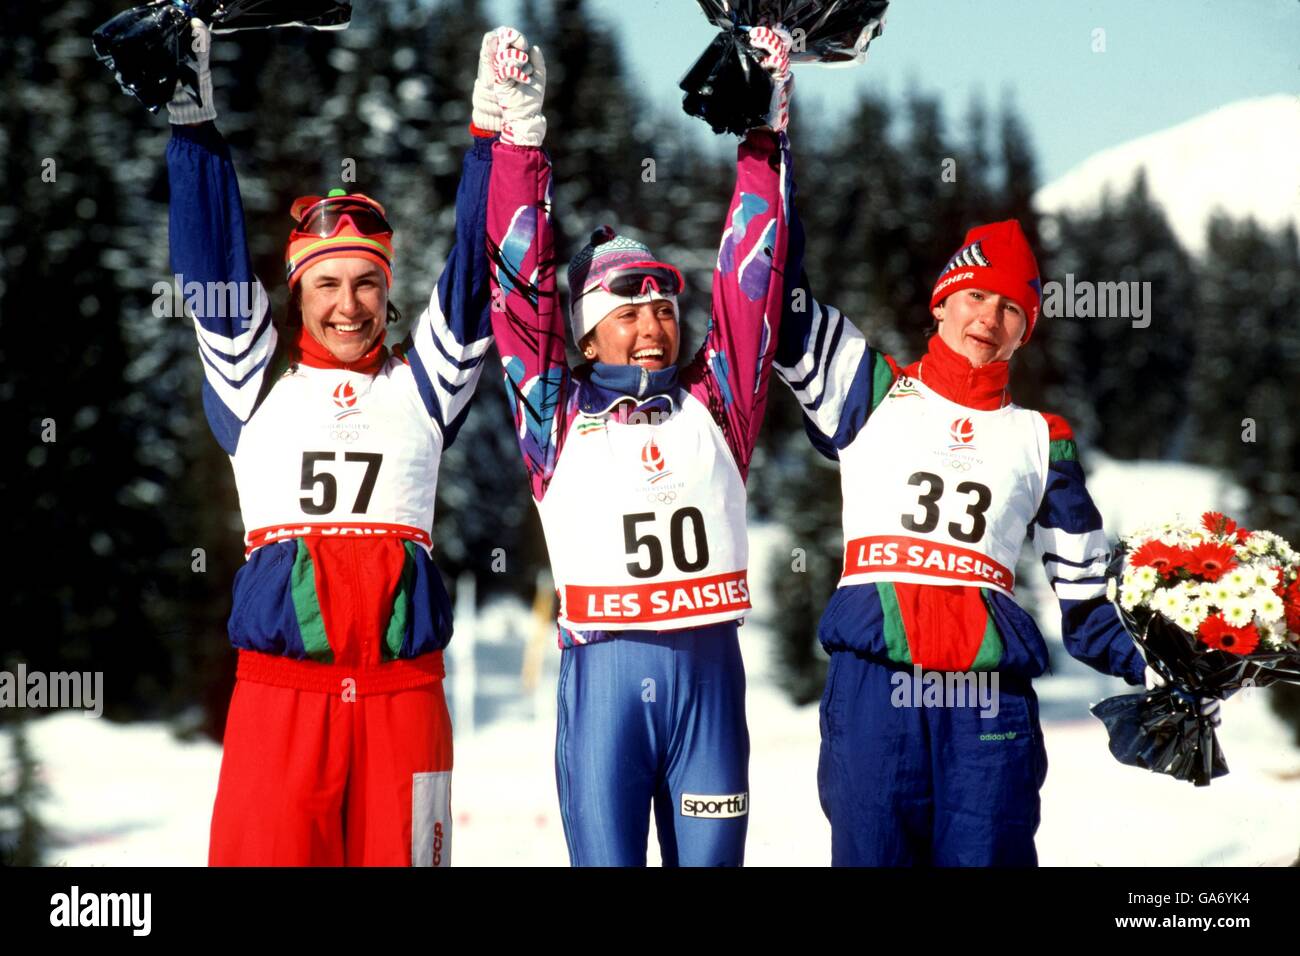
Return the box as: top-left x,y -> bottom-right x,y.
285,189 -> 394,289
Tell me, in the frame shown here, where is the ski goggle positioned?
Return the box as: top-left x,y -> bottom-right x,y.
578,261 -> 685,300
289,193 -> 393,239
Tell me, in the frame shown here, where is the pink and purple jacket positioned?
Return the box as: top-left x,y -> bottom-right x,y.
485,131 -> 793,647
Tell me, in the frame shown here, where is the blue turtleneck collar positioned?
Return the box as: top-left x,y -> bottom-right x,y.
577,362 -> 680,417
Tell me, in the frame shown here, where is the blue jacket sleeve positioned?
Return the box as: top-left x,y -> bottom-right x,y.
771,202 -> 898,459
167,122 -> 277,455
399,134 -> 495,449
1029,422 -> 1147,685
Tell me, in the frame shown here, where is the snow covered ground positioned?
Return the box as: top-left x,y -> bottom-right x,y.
6,460 -> 1296,867
8,651 -> 1297,868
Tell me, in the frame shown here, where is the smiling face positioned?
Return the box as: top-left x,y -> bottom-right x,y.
933,288 -> 1028,366
297,258 -> 388,364
581,299 -> 680,371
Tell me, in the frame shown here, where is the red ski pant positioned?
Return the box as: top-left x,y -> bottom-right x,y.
209,677 -> 453,866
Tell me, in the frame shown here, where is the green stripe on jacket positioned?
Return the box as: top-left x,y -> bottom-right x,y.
382,541 -> 419,661
290,539 -> 334,663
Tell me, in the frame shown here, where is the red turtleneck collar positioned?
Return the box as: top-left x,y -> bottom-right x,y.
900,334 -> 1011,411
294,325 -> 388,374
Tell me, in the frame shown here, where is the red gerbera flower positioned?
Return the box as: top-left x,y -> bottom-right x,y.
1284,577 -> 1300,636
1130,540 -> 1189,579
1198,614 -> 1261,655
1202,511 -> 1241,538
1187,541 -> 1237,582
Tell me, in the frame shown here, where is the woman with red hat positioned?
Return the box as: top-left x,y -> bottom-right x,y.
772,210 -> 1162,865
164,20 -> 521,866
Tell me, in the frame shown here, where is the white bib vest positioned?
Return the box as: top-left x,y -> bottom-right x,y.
232,359 -> 442,555
837,374 -> 1049,598
537,394 -> 751,631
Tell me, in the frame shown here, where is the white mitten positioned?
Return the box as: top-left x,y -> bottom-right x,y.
492,30 -> 547,147
166,19 -> 216,126
748,24 -> 794,133
472,27 -> 515,132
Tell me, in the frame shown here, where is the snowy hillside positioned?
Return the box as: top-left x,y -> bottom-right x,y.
1034,95 -> 1300,255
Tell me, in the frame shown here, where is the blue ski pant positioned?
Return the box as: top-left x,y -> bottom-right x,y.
555,624 -> 749,866
818,652 -> 1049,866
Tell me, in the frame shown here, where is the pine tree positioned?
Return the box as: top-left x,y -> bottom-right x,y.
0,0 -> 190,719
1187,217 -> 1300,745
1036,170 -> 1197,458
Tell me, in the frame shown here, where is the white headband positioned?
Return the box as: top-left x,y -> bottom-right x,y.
570,289 -> 679,346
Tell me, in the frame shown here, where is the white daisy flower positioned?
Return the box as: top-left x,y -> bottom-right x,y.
1226,568 -> 1251,591
1257,619 -> 1288,650
1255,566 -> 1280,589
1155,590 -> 1184,620
1207,583 -> 1234,606
1106,578 -> 1118,602
1120,585 -> 1144,612
1253,590 -> 1285,623
1180,602 -> 1210,629
1134,566 -> 1160,590
1221,600 -> 1253,627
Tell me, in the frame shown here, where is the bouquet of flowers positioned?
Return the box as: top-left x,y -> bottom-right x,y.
1091,511 -> 1300,785
680,0 -> 890,135
92,0 -> 353,113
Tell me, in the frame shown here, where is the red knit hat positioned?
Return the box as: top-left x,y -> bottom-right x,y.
930,219 -> 1041,342
285,190 -> 395,289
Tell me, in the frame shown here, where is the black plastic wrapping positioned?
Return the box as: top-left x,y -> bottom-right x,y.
1091,550 -> 1300,786
680,0 -> 890,135
92,0 -> 352,112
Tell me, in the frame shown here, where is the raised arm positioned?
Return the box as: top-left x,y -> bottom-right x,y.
1029,414 -> 1146,684
399,132 -> 496,448
772,202 -> 900,462
480,30 -> 569,502
680,27 -> 799,483
165,24 -> 275,456
680,128 -> 790,483
486,140 -> 568,502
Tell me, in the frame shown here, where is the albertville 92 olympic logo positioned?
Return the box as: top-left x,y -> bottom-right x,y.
949,416 -> 975,448
640,438 -> 673,485
332,381 -> 362,420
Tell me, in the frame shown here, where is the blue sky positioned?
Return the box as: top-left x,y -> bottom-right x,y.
488,0 -> 1299,183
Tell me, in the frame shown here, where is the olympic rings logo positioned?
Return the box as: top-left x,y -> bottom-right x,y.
946,457 -> 973,472
330,428 -> 361,443
646,491 -> 677,505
